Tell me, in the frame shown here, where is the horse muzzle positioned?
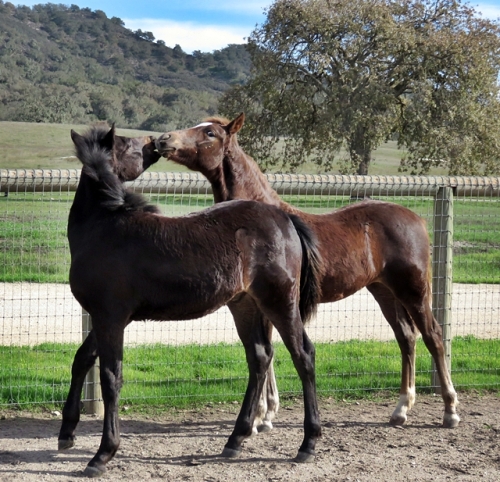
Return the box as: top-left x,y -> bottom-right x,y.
155,134 -> 176,157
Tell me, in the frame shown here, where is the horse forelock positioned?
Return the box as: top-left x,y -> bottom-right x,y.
202,116 -> 230,126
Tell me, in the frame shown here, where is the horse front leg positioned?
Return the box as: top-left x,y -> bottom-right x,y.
367,284 -> 418,426
59,330 -> 98,450
83,325 -> 125,477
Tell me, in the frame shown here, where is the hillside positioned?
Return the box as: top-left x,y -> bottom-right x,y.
0,2 -> 251,130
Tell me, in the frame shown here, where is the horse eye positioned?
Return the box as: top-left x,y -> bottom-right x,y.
206,130 -> 215,138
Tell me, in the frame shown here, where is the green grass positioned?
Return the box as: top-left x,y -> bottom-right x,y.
1,336 -> 498,409
0,121 -> 447,175
2,191 -> 499,283
1,121 -> 499,283
0,121 -> 186,172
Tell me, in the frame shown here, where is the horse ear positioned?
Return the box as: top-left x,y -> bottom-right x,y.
102,124 -> 116,150
70,129 -> 84,148
226,113 -> 245,136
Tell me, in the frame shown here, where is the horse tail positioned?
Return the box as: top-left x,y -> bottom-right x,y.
289,214 -> 322,324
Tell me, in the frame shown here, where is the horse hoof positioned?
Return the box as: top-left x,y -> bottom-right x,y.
389,414 -> 406,426
83,465 -> 106,478
294,450 -> 315,463
221,446 -> 242,458
58,439 -> 75,450
443,413 -> 460,428
257,421 -> 273,433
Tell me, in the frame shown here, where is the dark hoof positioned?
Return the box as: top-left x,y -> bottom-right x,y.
83,465 -> 106,478
221,446 -> 242,458
443,413 -> 460,428
257,423 -> 272,434
294,450 -> 315,463
58,438 -> 75,450
389,415 -> 406,426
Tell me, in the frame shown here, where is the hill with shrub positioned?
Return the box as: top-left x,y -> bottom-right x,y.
0,1 -> 251,130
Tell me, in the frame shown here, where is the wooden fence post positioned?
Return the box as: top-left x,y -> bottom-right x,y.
431,186 -> 454,391
82,309 -> 104,416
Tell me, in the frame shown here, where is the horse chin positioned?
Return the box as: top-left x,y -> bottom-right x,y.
156,148 -> 175,158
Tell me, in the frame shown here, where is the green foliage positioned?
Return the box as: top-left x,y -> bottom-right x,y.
220,0 -> 500,176
0,2 -> 251,130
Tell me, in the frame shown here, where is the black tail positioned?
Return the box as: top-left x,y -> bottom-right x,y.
72,125 -> 155,213
289,214 -> 322,324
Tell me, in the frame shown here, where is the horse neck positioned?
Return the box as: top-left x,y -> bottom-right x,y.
69,173 -> 106,225
209,143 -> 291,211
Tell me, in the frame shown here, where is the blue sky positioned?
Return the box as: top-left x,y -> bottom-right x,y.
14,1 -> 500,54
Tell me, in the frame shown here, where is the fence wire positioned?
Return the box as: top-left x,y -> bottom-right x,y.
0,170 -> 499,409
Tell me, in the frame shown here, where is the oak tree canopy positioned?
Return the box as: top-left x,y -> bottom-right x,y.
221,0 -> 500,175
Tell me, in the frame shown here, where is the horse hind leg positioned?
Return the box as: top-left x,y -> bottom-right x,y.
279,326 -> 320,462
403,300 -> 460,428
224,301 -> 275,457
262,304 -> 320,462
367,283 -> 418,426
253,318 -> 279,434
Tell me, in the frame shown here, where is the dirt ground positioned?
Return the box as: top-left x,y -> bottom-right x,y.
0,393 -> 499,481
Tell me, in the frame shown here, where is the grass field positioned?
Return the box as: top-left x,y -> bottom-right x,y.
0,336 -> 498,409
0,120 -> 450,175
1,192 -> 499,284
0,121 -> 187,173
3,120 -> 498,284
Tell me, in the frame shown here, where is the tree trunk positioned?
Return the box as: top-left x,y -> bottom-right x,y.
349,128 -> 372,175
356,150 -> 371,175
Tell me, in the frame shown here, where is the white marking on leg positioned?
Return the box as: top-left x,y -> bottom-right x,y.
390,387 -> 416,425
442,388 -> 460,428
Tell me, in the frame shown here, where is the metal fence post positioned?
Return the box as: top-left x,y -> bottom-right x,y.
431,186 -> 454,392
82,309 -> 104,416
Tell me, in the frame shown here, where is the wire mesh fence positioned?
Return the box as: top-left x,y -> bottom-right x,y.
0,170 -> 499,410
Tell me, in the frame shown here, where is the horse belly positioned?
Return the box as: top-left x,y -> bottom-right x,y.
318,255 -> 381,303
131,275 -> 242,322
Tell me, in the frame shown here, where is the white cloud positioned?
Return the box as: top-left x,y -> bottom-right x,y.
123,19 -> 251,53
475,4 -> 500,19
168,0 -> 270,16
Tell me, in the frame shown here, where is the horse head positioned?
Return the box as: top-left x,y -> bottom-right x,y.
71,123 -> 160,182
154,113 -> 245,173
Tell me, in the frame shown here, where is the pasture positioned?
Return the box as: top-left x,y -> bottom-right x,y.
1,191 -> 500,284
0,120 -> 449,176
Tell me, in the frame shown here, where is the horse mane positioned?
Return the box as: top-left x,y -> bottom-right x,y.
75,126 -> 159,214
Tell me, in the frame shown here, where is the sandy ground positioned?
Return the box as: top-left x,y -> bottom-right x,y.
0,283 -> 499,346
0,393 -> 499,481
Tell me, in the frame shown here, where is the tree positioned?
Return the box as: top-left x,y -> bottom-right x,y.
220,0 -> 500,175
